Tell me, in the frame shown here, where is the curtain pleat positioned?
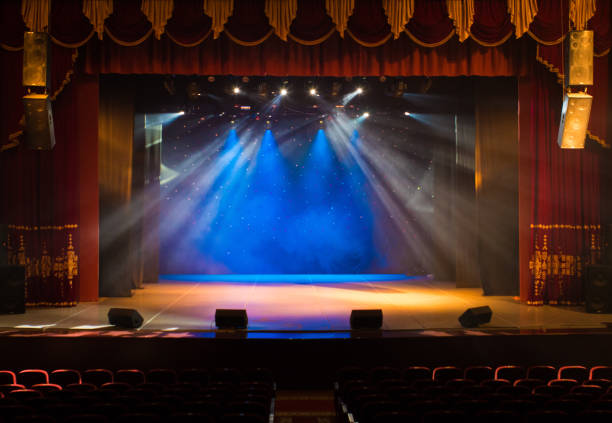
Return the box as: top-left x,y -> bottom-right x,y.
570,0 -> 596,30
82,0 -> 113,40
203,0 -> 234,39
141,0 -> 174,39
325,0 -> 354,37
447,0 -> 475,42
507,0 -> 538,37
382,0 -> 414,39
265,0 -> 298,41
22,0 -> 49,32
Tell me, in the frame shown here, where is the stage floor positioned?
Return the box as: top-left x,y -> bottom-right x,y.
1,275 -> 611,334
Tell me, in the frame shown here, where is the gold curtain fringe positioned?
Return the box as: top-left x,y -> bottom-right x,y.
223,28 -> 274,46
570,0 -> 596,31
287,28 -> 336,46
326,0 -> 355,38
404,28 -> 455,48
527,30 -> 566,46
594,48 -> 610,57
104,26 -> 154,46
203,0 -> 234,39
447,0 -> 474,43
141,0 -> 174,40
383,0 -> 414,40
50,30 -> 95,49
8,224 -> 79,230
26,301 -> 77,307
82,0 -> 113,40
50,49 -> 79,102
345,29 -> 392,47
165,29 -> 212,47
586,130 -> 610,148
530,224 -> 600,229
265,0 -> 298,42
0,43 -> 24,51
469,30 -> 513,47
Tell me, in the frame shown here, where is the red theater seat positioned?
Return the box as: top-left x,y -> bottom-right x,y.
494,366 -> 525,383
558,366 -> 589,383
17,370 -> 49,388
65,382 -> 98,393
82,369 -> 114,387
31,383 -> 62,394
402,366 -> 431,382
0,370 -> 17,385
0,384 -> 26,395
590,366 -> 612,381
464,366 -> 493,383
527,365 -> 557,382
514,378 -> 547,391
480,379 -> 511,390
100,382 -> 132,393
8,389 -> 43,400
432,366 -> 462,383
115,369 -> 145,386
548,379 -> 579,391
49,369 -> 81,387
571,384 -> 604,397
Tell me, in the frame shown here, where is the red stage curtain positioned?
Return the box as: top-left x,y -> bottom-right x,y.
518,64 -> 601,305
0,43 -> 86,306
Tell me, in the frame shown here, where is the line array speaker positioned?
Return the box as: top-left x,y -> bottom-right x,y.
23,32 -> 50,88
557,92 -> 592,149
565,30 -> 593,87
23,94 -> 55,150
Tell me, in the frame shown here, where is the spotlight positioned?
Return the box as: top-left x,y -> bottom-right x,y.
179,110 -> 185,115
393,80 -> 406,97
186,81 -> 202,100
233,86 -> 240,94
404,111 -> 410,116
309,88 -> 317,96
363,112 -> 370,118
241,76 -> 249,83
257,82 -> 269,98
356,87 -> 363,94
280,88 -> 288,96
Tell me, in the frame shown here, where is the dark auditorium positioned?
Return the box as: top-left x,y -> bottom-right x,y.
1,0 -> 612,422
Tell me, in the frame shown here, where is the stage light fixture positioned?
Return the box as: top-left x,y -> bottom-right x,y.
280,88 -> 288,96
404,111 -> 410,116
233,86 -> 241,94
331,81 -> 342,97
309,88 -> 317,96
179,111 -> 185,115
458,306 -> 492,328
557,92 -> 592,149
363,112 -> 370,118
356,87 -> 363,94
108,308 -> 143,329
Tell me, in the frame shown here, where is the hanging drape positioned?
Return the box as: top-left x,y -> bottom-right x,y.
518,64 -> 601,305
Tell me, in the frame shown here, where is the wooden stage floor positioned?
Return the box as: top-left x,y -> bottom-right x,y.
1,275 -> 610,334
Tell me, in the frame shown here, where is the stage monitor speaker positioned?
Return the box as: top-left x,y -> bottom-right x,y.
0,224 -> 7,266
565,30 -> 593,87
350,309 -> 383,329
23,94 -> 55,150
585,265 -> 612,313
23,32 -> 50,88
557,92 -> 592,149
215,309 -> 248,329
0,265 -> 26,314
108,308 -> 143,328
458,306 -> 492,328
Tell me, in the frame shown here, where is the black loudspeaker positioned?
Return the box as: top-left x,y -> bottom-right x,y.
585,265 -> 612,313
23,94 -> 55,150
458,306 -> 492,328
0,224 -> 7,266
108,308 -> 144,328
23,32 -> 50,88
0,265 -> 26,314
350,309 -> 383,329
565,30 -> 593,87
215,309 -> 248,329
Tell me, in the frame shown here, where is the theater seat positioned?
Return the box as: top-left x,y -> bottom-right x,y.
432,367 -> 462,383
31,383 -> 62,394
558,366 -> 588,383
17,370 -> 49,388
527,366 -> 557,382
464,366 -> 493,383
495,366 -> 525,383
147,369 -> 177,385
82,369 -> 114,387
0,370 -> 17,385
49,369 -> 81,387
590,366 -> 612,381
115,369 -> 145,386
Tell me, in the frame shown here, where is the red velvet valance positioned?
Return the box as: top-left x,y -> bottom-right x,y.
0,0 -> 610,52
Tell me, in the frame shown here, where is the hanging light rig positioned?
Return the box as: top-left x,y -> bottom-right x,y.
557,29 -> 594,149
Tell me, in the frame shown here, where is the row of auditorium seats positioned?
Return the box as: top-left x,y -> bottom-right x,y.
335,365 -> 612,423
0,368 -> 275,423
